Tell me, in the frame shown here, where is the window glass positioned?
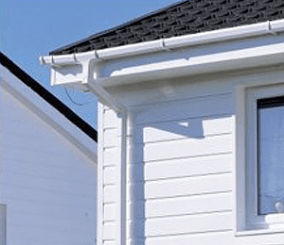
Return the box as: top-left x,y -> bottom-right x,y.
258,96 -> 284,215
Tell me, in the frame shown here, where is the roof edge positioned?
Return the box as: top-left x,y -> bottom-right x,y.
0,52 -> 97,142
49,0 -> 187,55
41,19 -> 284,67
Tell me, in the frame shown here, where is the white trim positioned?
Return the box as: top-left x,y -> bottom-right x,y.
116,114 -> 127,245
0,64 -> 97,163
235,81 -> 284,235
96,103 -> 104,245
88,80 -> 126,114
40,20 -> 284,90
40,20 -> 284,66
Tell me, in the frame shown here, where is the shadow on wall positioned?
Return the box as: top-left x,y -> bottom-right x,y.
127,107 -> 232,244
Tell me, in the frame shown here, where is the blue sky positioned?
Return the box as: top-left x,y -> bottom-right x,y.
0,0 -> 178,128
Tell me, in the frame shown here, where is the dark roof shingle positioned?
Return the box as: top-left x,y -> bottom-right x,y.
50,0 -> 284,55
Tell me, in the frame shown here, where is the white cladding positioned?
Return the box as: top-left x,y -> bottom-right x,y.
100,66 -> 284,244
0,70 -> 97,245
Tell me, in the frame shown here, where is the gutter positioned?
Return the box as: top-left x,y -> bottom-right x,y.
40,19 -> 284,97
40,19 -> 284,66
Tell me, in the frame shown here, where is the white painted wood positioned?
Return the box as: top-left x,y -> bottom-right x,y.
143,173 -> 232,200
145,230 -> 284,245
104,185 -> 117,204
105,191 -> 232,221
104,148 -> 118,167
112,76 -> 233,109
99,54 -> 284,244
103,221 -> 116,240
104,115 -> 233,147
0,71 -> 97,245
104,166 -> 117,185
104,109 -> 118,129
143,211 -> 232,237
0,65 -> 97,161
103,153 -> 232,185
143,134 -> 232,163
138,115 -> 233,144
104,173 -> 232,201
144,153 -> 232,181
134,93 -> 232,125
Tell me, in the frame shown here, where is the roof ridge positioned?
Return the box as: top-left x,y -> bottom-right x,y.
0,52 -> 97,142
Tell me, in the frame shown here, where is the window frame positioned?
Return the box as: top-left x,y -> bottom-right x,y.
235,83 -> 284,235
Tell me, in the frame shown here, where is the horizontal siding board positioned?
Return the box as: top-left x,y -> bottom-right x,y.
134,93 -> 232,125
104,153 -> 232,184
104,166 -> 117,185
104,185 -> 117,203
104,203 -> 116,221
104,109 -> 118,129
1,185 -> 95,209
104,115 -> 232,147
103,242 -> 116,245
104,148 -> 118,167
1,172 -> 94,197
132,211 -> 232,237
8,201 -> 95,221
144,173 -> 232,199
103,221 -> 116,240
8,224 -> 94,243
144,153 -> 232,181
6,227 -> 93,245
145,230 -> 284,245
137,115 -> 232,144
8,212 -> 91,233
2,160 -> 95,185
104,129 -> 118,148
1,80 -> 97,245
144,192 -> 232,219
144,134 -> 232,162
106,173 -> 232,201
105,192 -> 232,221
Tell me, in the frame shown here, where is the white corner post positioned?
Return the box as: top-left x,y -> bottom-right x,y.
0,204 -> 6,245
89,76 -> 128,245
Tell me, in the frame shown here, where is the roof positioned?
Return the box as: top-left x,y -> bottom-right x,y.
50,0 -> 284,55
0,52 -> 97,142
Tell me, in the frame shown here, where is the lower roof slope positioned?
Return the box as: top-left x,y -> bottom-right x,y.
50,0 -> 284,55
0,52 -> 97,142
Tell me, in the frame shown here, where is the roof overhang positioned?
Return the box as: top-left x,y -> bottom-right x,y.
41,19 -> 284,111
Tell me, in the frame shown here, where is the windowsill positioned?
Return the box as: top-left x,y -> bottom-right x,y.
235,225 -> 284,237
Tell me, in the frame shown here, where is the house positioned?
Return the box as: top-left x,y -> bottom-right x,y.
41,0 -> 284,244
0,52 -> 97,245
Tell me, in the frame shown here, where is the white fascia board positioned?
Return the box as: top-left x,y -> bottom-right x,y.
98,40 -> 284,87
0,64 -> 97,164
40,19 -> 284,89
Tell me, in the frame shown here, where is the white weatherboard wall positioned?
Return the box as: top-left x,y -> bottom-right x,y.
100,65 -> 284,245
0,76 -> 97,244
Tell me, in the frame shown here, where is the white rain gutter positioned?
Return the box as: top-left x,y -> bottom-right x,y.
40,18 -> 284,245
40,19 -> 284,108
40,19 -> 284,66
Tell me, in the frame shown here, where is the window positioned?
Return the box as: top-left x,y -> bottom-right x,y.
257,96 -> 284,215
235,84 -> 284,235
